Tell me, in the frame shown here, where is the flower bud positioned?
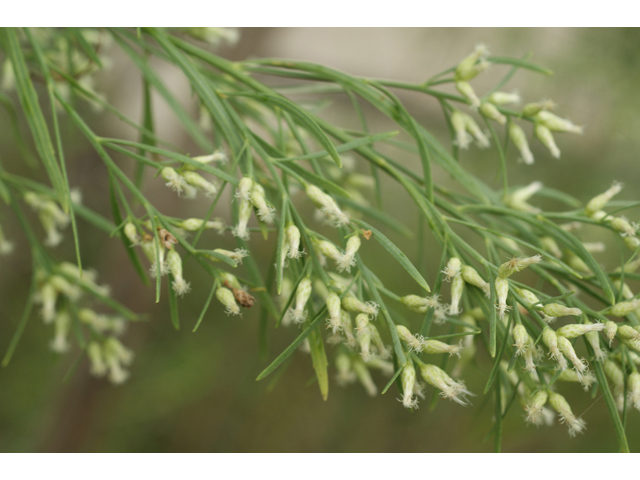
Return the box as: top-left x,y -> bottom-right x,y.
335,353 -> 356,385
628,372 -> 640,412
315,239 -> 342,263
605,321 -> 618,347
342,293 -> 378,317
463,114 -> 490,148
50,310 -> 71,353
418,363 -> 473,406
506,181 -> 543,213
525,390 -> 549,425
325,292 -> 342,332
285,225 -> 302,259
514,288 -> 541,308
548,391 -> 586,437
423,339 -> 463,357
451,110 -> 472,150
305,185 -> 349,227
455,44 -> 490,82
178,218 -> 225,234
488,91 -> 521,106
167,249 -> 190,296
513,324 -> 529,356
558,369 -> 596,391
584,320 -> 607,362
211,248 -> 248,266
448,275 -> 465,315
495,277 -> 510,320
557,335 -> 588,377
250,183 -> 276,224
455,81 -> 480,109
236,176 -> 253,201
289,278 -> 312,324
161,167 -> 187,194
461,265 -> 490,297
540,236 -> 562,258
610,299 -> 640,317
585,182 -> 623,217
124,222 -> 140,246
442,257 -> 462,281
400,294 -> 440,313
216,287 -> 240,316
87,341 -> 107,377
556,322 -> 605,339
232,198 -> 253,240
522,99 -> 555,117
183,171 -> 218,197
498,255 -> 542,279
401,362 -> 418,409
536,111 -> 583,134
541,303 -> 582,318
610,217 -> 638,238
355,313 -> 373,361
336,235 -> 361,273
542,327 -> 568,370
535,123 -> 561,159
479,102 -> 506,124
397,325 -> 423,352
190,149 -> 227,166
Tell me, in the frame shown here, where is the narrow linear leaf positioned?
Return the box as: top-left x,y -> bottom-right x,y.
308,326 -> 329,400
354,219 -> 430,292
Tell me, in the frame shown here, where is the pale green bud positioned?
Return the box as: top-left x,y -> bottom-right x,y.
315,239 -> 342,263
540,236 -> 562,258
556,322 -> 605,339
456,81 -> 480,109
443,257 -> 462,281
216,287 -> 240,316
584,320 -> 607,362
336,235 -> 361,273
479,102 -> 506,124
183,171 -> 218,197
448,275 -> 465,316
87,341 -> 107,377
524,390 -> 548,425
123,222 -> 140,245
50,310 -> 71,353
541,303 -> 582,318
39,282 -> 58,324
548,391 -> 586,437
190,150 -> 227,167
305,184 -> 349,226
461,265 -> 490,297
542,327 -> 568,370
498,255 -> 542,279
418,363 -> 473,406
423,339 -> 462,357
289,278 -> 312,324
451,110 -> 472,150
326,292 -> 342,326
161,167 -> 187,194
463,113 -> 490,148
513,324 -> 529,356
624,236 -> 640,251
285,225 -> 302,259
558,369 -> 596,391
522,99 -> 555,117
536,110 -> 583,134
605,321 -> 618,347
396,325 -> 423,352
506,181 -> 543,213
232,198 -> 253,240
355,313 -> 373,361
585,182 -> 623,217
335,353 -> 355,385
618,325 -> 640,345
557,335 -> 588,376
211,248 -> 248,266
178,218 -> 225,234
250,183 -> 276,224
167,249 -> 190,296
628,372 -> 640,411
610,299 -> 640,317
400,294 -> 440,313
236,176 -> 253,201
220,272 -> 241,290
401,362 -> 418,409
535,122 -> 561,159
455,44 -> 490,81
488,91 -> 521,106
342,293 -> 378,317
495,277 -> 510,320
609,216 -> 638,238
515,288 -> 541,308
566,251 -> 591,274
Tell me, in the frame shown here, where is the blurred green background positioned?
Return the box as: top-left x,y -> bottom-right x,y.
1,28 -> 640,452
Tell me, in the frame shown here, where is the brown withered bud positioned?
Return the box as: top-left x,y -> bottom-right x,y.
157,228 -> 178,249
362,229 -> 372,240
223,280 -> 256,308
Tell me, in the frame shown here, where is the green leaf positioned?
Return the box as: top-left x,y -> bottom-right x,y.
275,199 -> 289,295
4,28 -> 66,207
226,91 -> 342,168
308,326 -> 329,400
381,366 -> 405,395
2,273 -> 36,367
256,304 -> 328,381
353,219 -> 430,292
193,281 -> 217,332
487,56 -> 554,76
